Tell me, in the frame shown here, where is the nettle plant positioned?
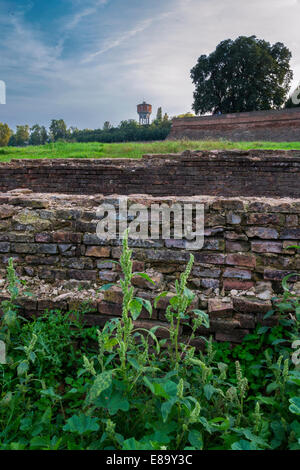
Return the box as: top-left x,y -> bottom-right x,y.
74,232 -> 299,450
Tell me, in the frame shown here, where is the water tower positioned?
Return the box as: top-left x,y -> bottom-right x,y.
137,101 -> 152,125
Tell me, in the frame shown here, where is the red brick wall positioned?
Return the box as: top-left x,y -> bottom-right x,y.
169,108 -> 300,141
1,150 -> 300,197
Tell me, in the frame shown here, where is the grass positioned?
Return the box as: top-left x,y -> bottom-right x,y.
0,140 -> 300,162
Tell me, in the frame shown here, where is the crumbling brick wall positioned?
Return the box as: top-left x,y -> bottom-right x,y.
0,150 -> 300,197
0,191 -> 299,344
169,108 -> 300,141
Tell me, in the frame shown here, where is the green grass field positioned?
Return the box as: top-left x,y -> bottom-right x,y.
0,139 -> 300,162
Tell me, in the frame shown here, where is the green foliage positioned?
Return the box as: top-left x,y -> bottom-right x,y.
0,246 -> 299,450
29,124 -> 48,146
0,122 -> 12,147
191,35 -> 293,115
49,119 -> 68,142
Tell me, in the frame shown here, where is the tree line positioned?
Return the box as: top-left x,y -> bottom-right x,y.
0,108 -> 172,147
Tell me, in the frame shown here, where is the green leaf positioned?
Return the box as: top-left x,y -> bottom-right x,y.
188,429 -> 203,449
282,273 -> 300,292
98,283 -> 115,292
40,387 -> 61,400
232,439 -> 257,450
289,397 -> 300,415
169,296 -> 179,308
129,298 -> 142,320
263,309 -> 275,320
258,326 -> 269,334
193,310 -> 210,328
122,438 -> 148,450
30,436 -> 51,450
241,429 -> 269,448
17,360 -> 29,377
87,371 -> 112,405
183,287 -> 195,302
107,391 -> 130,415
41,406 -> 52,425
135,297 -> 153,318
203,384 -> 216,401
154,291 -> 169,308
63,414 -> 99,434
133,272 -> 155,285
144,377 -> 169,399
161,397 -> 177,422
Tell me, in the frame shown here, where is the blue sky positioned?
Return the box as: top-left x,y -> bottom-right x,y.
1,0 -> 300,130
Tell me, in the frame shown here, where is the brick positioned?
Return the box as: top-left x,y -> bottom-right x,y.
226,212 -> 242,224
0,242 -> 10,253
36,244 -> 58,254
285,215 -> 298,227
35,233 -> 53,243
132,272 -> 163,290
208,299 -> 233,317
215,330 -> 249,343
201,278 -> 220,289
224,231 -> 248,241
223,268 -> 252,280
226,253 -> 256,267
192,267 -> 221,278
210,318 -> 240,332
264,269 -> 299,282
98,300 -> 122,316
226,241 -> 250,252
11,243 -> 36,254
234,314 -> 256,329
0,205 -> 17,219
246,227 -> 279,239
280,228 -> 300,240
53,232 -> 82,243
223,280 -> 254,291
104,286 -> 123,304
99,271 -> 118,282
233,297 -> 272,314
251,241 -> 282,254
203,239 -> 225,251
246,213 -> 283,225
68,270 -> 97,281
83,234 -> 108,245
85,246 -> 111,257
195,253 -> 225,265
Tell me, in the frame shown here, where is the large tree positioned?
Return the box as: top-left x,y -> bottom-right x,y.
49,119 -> 68,141
191,36 -> 293,115
29,124 -> 48,145
15,125 -> 30,146
0,122 -> 12,147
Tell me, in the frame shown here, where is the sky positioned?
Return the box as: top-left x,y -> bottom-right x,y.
0,0 -> 300,130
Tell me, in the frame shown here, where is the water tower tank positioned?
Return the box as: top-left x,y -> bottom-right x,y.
137,101 -> 152,125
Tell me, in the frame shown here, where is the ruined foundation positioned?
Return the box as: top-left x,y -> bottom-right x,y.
0,150 -> 299,344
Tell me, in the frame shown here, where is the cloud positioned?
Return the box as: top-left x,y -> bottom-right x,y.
1,0 -> 300,130
65,0 -> 109,31
82,11 -> 172,63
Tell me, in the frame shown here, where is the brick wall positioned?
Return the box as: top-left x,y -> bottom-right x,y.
169,108 -> 300,141
0,191 -> 299,344
1,150 -> 300,198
